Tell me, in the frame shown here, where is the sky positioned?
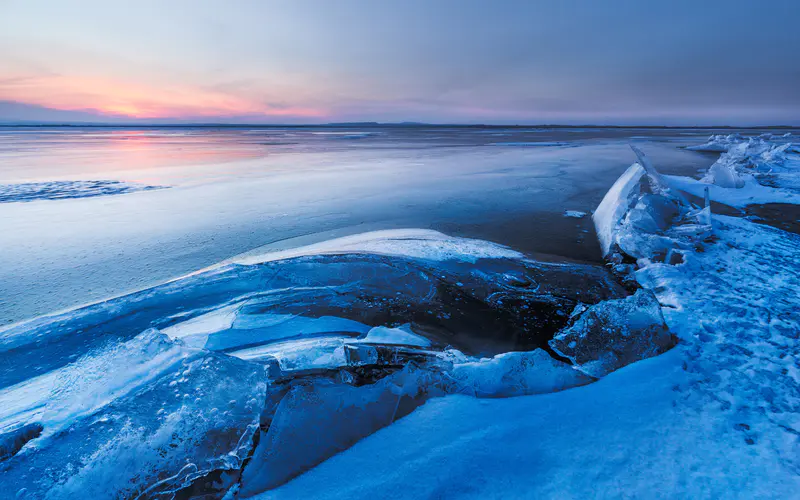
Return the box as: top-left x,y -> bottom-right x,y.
1,0 -> 799,125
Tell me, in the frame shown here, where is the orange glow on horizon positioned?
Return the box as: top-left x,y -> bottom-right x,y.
1,74 -> 326,120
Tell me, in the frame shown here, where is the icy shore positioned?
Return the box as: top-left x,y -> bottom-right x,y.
0,228 -> 674,498
258,137 -> 800,499
2,134 -> 799,498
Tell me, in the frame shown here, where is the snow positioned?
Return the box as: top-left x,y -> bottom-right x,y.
563,210 -> 586,218
230,229 -> 523,266
685,133 -> 743,152
0,180 -> 165,203
490,141 -> 571,147
636,214 -> 800,473
256,349 -> 798,499
666,174 -> 800,207
672,134 -> 800,207
359,325 -> 431,348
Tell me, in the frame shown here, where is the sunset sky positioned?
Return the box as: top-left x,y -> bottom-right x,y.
1,0 -> 799,125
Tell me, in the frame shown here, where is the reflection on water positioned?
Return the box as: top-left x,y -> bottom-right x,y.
0,125 -> 760,184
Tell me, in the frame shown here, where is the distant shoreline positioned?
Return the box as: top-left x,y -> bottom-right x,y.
0,123 -> 798,129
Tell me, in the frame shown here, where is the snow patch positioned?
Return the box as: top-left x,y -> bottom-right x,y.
490,141 -> 570,147
0,180 -> 165,203
230,229 -> 523,266
359,325 -> 431,348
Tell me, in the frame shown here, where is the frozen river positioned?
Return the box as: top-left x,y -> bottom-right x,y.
2,125 -> 799,498
0,125 -> 770,323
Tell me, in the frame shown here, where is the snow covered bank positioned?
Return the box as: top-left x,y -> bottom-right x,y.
685,133 -> 744,152
681,134 -> 800,208
666,174 -> 800,208
8,136 -> 798,497
258,346 -> 794,499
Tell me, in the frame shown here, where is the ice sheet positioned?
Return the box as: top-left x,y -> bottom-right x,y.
0,134 -> 714,325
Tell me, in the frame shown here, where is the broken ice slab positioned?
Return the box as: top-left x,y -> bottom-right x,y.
447,348 -> 593,397
358,325 -> 432,347
0,251 -> 627,390
1,330 -> 267,499
703,159 -> 745,188
229,335 -> 351,373
238,343 -> 596,496
239,363 -> 439,495
593,162 -> 646,257
341,343 -> 450,370
594,146 -> 713,262
0,423 -> 43,461
0,226 -> 684,498
549,289 -> 675,378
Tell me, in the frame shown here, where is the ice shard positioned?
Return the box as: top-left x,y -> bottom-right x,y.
549,290 -> 674,378
594,146 -> 713,262
593,162 -> 646,257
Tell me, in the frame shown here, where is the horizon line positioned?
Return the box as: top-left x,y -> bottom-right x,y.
0,122 -> 798,129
